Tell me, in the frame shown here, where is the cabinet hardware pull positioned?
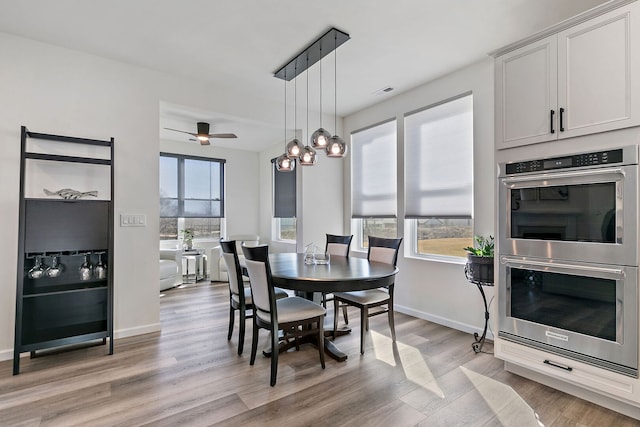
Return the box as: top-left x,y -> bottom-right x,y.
550,110 -> 555,133
544,359 -> 573,371
559,107 -> 565,132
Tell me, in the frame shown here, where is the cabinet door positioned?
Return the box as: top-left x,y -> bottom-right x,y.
558,2 -> 640,139
496,36 -> 558,149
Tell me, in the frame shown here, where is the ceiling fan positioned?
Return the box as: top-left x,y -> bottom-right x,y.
164,122 -> 237,145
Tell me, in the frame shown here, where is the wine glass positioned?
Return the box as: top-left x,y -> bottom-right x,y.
27,255 -> 46,279
94,253 -> 107,280
45,255 -> 64,278
79,254 -> 93,281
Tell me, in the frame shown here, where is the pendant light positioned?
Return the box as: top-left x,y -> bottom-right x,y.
286,62 -> 303,159
310,44 -> 332,150
276,70 -> 295,172
326,32 -> 348,158
299,53 -> 317,166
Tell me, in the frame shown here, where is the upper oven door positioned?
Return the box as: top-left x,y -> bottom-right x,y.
499,164 -> 637,266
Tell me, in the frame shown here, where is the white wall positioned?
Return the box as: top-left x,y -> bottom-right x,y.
0,32 -> 278,360
343,58 -> 496,335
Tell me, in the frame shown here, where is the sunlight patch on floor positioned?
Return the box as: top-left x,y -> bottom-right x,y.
460,366 -> 544,427
371,330 -> 444,398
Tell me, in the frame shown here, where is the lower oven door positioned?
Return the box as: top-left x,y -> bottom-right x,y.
498,255 -> 638,377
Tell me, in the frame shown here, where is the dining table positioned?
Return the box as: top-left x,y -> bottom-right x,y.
267,252 -> 398,361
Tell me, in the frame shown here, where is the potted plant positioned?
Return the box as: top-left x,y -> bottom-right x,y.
463,235 -> 494,284
180,228 -> 194,251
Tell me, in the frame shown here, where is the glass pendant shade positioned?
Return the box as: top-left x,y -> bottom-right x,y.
276,153 -> 295,172
326,135 -> 348,157
299,145 -> 317,165
286,138 -> 302,158
311,127 -> 332,149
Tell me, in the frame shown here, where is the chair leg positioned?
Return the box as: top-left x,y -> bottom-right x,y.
318,318 -> 325,369
227,306 -> 235,341
250,318 -> 259,365
333,298 -> 339,338
360,307 -> 368,355
270,325 -> 279,387
388,302 -> 396,342
238,307 -> 246,355
342,304 -> 349,325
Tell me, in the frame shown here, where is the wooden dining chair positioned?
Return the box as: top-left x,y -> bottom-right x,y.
242,245 -> 326,386
322,234 -> 353,322
333,236 -> 402,355
220,240 -> 287,355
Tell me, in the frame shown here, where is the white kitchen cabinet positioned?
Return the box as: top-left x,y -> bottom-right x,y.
495,1 -> 640,150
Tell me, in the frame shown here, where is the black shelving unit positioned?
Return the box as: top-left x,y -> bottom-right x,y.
13,126 -> 114,375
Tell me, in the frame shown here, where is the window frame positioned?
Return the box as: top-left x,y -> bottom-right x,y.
159,152 -> 226,241
160,152 -> 226,219
271,159 -> 297,243
403,92 -> 474,261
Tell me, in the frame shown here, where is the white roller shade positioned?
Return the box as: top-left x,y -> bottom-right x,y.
404,93 -> 473,218
351,120 -> 397,218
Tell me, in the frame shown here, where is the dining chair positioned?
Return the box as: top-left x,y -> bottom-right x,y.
322,234 -> 353,323
220,240 -> 287,355
243,245 -> 326,386
333,236 -> 402,355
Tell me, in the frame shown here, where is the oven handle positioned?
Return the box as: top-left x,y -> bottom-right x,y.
501,167 -> 625,185
499,255 -> 625,278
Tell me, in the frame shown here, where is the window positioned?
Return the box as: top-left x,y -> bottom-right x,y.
404,93 -> 473,259
272,159 -> 296,242
351,120 -> 397,249
159,153 -> 225,240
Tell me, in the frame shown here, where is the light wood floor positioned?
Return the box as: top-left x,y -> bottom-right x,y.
1,281 -> 639,426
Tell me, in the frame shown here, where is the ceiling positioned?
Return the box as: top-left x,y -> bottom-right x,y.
0,0 -> 608,151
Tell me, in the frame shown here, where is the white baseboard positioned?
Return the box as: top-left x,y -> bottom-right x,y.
395,304 -> 494,341
114,323 -> 161,339
0,323 -> 162,362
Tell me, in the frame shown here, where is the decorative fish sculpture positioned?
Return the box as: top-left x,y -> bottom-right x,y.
43,188 -> 98,199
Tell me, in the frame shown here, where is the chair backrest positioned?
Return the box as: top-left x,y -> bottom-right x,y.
220,240 -> 243,297
242,245 -> 275,319
224,235 -> 260,254
326,234 -> 353,257
367,236 -> 403,267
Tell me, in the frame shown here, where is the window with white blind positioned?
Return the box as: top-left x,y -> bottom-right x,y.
351,120 -> 397,249
272,159 -> 297,241
404,93 -> 474,259
159,153 -> 225,240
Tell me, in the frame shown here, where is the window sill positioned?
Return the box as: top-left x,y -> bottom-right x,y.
404,254 -> 466,265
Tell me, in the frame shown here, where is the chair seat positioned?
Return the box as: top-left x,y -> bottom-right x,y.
257,296 -> 326,324
334,289 -> 390,305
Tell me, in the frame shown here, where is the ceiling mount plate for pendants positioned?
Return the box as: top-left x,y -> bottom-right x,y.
274,27 -> 350,81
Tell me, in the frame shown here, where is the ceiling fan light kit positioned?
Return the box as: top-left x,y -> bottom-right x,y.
273,27 -> 350,171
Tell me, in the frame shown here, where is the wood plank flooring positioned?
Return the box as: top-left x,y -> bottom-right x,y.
1,281 -> 639,426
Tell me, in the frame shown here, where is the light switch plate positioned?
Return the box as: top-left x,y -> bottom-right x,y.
120,213 -> 147,227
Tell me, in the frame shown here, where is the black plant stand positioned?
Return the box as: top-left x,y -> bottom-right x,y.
464,258 -> 493,354
469,279 -> 493,353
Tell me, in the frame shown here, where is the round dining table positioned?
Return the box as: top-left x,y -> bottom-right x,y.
268,252 -> 398,361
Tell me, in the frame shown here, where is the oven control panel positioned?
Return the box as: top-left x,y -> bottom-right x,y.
505,149 -> 623,175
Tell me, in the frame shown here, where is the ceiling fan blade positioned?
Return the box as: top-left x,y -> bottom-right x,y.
165,127 -> 197,137
208,133 -> 237,139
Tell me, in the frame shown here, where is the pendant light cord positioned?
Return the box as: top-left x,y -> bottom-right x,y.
284,70 -> 287,150
334,33 -> 338,135
319,46 -> 323,128
306,54 -> 309,143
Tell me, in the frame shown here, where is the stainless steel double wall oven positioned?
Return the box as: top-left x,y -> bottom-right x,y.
498,146 -> 639,377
